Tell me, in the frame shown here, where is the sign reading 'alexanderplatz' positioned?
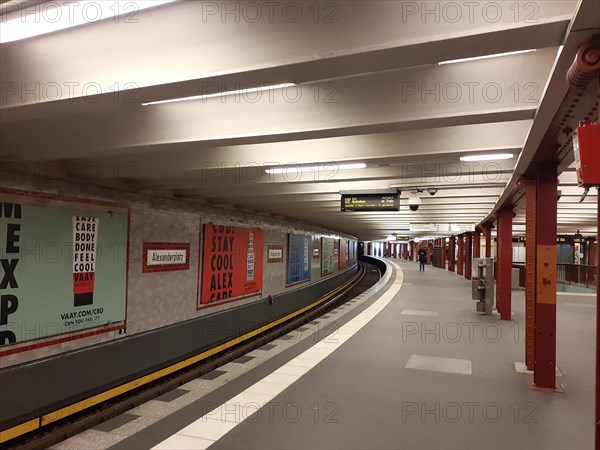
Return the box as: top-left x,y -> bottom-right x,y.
341,192 -> 400,212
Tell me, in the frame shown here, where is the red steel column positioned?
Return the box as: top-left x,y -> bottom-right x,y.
534,162 -> 558,389
525,179 -> 537,370
484,225 -> 493,258
465,232 -> 473,280
448,236 -> 456,272
596,192 -> 600,448
441,237 -> 447,269
473,227 -> 481,259
496,209 -> 514,321
457,234 -> 464,276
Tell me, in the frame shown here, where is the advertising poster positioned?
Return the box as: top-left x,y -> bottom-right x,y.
287,233 -> 311,285
321,237 -> 335,275
200,224 -> 264,305
0,199 -> 128,348
339,239 -> 349,270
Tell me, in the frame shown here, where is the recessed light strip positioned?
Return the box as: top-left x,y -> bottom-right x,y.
265,163 -> 366,174
141,83 -> 296,106
439,49 -> 536,65
0,0 -> 176,43
460,153 -> 514,162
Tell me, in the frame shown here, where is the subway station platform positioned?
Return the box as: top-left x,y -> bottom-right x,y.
51,259 -> 594,450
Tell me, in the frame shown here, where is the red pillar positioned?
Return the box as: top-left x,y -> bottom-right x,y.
525,179 -> 537,370
465,232 -> 473,280
473,227 -> 481,259
483,224 -> 493,258
448,236 -> 456,272
441,238 -> 447,269
496,208 -> 514,321
457,235 -> 464,276
596,194 -> 600,448
533,162 -> 558,389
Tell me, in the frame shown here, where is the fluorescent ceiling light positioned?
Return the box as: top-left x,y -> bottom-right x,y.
439,49 -> 535,65
265,163 -> 366,174
142,83 -> 296,106
0,0 -> 175,43
460,153 -> 514,162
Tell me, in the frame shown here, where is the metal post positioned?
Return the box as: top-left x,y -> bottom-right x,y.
449,236 -> 456,272
496,209 -> 514,321
533,162 -> 557,389
441,237 -> 447,269
465,232 -> 473,280
590,189 -> 600,448
484,225 -> 492,258
473,227 -> 481,258
525,179 -> 537,370
457,235 -> 464,276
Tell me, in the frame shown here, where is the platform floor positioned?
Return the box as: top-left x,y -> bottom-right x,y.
52,260 -> 595,450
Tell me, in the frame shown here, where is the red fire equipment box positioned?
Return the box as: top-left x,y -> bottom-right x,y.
573,120 -> 600,187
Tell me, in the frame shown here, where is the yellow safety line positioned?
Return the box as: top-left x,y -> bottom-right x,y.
1,269 -> 363,443
0,419 -> 39,444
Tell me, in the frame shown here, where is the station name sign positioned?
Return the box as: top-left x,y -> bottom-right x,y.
341,193 -> 400,212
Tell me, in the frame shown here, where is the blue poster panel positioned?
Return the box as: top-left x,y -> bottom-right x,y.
287,233 -> 311,284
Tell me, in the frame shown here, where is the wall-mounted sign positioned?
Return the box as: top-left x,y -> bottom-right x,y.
287,234 -> 311,285
410,223 -> 475,232
341,193 -> 400,212
312,247 -> 320,259
200,224 -> 264,306
0,195 -> 128,351
395,236 -> 410,242
519,235 -> 589,244
267,245 -> 284,263
142,242 -> 190,273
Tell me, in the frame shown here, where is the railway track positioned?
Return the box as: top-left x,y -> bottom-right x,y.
8,261 -> 381,450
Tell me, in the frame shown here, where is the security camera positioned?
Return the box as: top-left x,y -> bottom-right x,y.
408,196 -> 421,211
428,188 -> 438,196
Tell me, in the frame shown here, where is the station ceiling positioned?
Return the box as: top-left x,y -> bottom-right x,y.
1,0 -> 598,241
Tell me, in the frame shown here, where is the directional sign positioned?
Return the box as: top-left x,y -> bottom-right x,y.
410,223 -> 475,232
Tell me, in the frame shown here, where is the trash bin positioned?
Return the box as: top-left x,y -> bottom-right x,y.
512,268 -> 520,289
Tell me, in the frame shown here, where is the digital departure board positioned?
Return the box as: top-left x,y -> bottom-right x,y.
341,193 -> 400,212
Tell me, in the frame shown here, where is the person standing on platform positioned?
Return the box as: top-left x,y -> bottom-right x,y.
418,246 -> 427,272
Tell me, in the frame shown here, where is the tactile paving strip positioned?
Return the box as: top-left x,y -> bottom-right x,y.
401,309 -> 438,317
405,354 -> 472,375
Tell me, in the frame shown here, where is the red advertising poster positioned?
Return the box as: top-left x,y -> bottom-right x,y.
200,224 -> 264,305
339,239 -> 348,269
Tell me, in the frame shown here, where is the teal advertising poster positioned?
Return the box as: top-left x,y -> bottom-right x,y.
0,199 -> 128,348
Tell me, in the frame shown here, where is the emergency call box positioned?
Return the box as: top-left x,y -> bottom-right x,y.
573,120 -> 600,187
